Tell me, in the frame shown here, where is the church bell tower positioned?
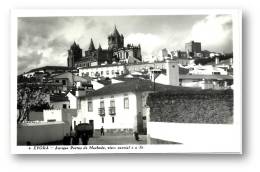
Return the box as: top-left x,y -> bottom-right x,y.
108,25 -> 124,50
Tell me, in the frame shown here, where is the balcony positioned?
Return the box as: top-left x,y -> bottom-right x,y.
109,107 -> 116,116
98,108 -> 105,116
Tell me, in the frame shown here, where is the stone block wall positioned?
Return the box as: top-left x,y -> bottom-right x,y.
94,128 -> 133,136
146,89 -> 233,124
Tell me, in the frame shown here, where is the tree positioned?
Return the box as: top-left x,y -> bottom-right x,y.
17,84 -> 51,124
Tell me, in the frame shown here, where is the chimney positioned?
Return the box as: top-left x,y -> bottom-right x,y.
215,56 -> 220,65
165,59 -> 179,86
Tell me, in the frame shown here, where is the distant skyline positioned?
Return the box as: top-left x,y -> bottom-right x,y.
18,15 -> 233,74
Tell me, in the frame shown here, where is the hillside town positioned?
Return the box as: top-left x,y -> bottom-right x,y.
17,25 -> 234,146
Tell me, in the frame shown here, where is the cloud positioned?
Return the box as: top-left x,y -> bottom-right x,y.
18,51 -> 45,73
17,15 -> 233,74
186,15 -> 233,53
125,33 -> 165,62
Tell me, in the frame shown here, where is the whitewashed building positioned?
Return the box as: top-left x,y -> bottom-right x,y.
74,79 -> 183,134
151,60 -> 180,86
79,64 -> 126,78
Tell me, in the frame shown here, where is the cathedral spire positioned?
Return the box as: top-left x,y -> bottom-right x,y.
71,41 -> 78,49
88,38 -> 95,51
98,43 -> 102,50
112,25 -> 120,37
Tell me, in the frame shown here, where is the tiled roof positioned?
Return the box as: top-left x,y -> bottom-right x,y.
179,67 -> 189,75
53,72 -> 91,82
50,93 -> 69,102
27,66 -> 74,73
179,74 -> 233,80
82,79 -> 198,98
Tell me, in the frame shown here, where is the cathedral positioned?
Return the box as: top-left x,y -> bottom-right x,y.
67,26 -> 142,68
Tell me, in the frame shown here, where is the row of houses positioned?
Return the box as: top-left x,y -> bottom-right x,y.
20,58 -> 233,141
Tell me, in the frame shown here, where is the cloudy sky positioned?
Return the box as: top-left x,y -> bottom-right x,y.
18,14 -> 233,74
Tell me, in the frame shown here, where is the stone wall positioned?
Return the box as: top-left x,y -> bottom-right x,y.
94,128 -> 133,136
146,89 -> 233,124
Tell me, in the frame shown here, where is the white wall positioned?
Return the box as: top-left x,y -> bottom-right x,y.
147,122 -> 240,152
153,60 -> 179,86
189,66 -> 228,75
155,73 -> 168,85
44,109 -> 62,122
166,60 -> 179,86
77,92 -> 138,130
91,80 -> 104,90
43,109 -> 77,128
111,79 -> 124,84
17,122 -> 69,145
67,92 -> 77,109
79,65 -> 126,78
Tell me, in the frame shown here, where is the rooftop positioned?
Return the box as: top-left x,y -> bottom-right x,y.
27,66 -> 74,74
179,74 -> 233,80
53,72 -> 91,82
81,79 -> 199,98
50,93 -> 69,102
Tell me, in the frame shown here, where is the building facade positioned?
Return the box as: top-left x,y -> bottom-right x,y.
76,91 -> 146,134
79,64 -> 126,78
185,40 -> 202,58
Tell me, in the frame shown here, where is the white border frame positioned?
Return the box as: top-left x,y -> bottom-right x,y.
10,9 -> 242,154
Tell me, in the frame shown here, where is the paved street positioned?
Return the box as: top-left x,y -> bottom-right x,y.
88,135 -> 147,145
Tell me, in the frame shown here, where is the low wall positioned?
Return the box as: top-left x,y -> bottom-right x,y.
94,128 -> 133,136
43,109 -> 62,122
147,122 -> 240,152
17,122 -> 70,145
28,111 -> 43,121
43,109 -> 77,124
146,89 -> 233,124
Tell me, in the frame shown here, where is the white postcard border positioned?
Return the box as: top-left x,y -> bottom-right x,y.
10,9 -> 242,154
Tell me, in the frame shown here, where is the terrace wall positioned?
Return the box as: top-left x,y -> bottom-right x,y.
146,89 -> 233,124
145,89 -> 238,152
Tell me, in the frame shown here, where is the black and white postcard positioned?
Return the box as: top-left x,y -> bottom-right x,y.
11,9 -> 242,154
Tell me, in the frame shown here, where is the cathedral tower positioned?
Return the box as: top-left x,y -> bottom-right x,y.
88,38 -> 96,51
67,41 -> 82,67
108,25 -> 124,50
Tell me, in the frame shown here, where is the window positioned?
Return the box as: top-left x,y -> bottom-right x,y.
124,97 -> 129,109
101,71 -> 103,76
110,100 -> 115,107
106,70 -> 109,75
62,80 -> 66,85
100,100 -> 104,108
63,104 -> 67,109
47,119 -> 56,122
77,100 -> 81,109
112,116 -> 115,123
112,70 -> 114,75
88,101 -> 93,112
102,117 -> 104,123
